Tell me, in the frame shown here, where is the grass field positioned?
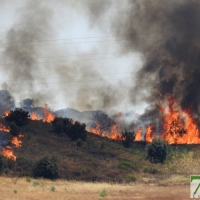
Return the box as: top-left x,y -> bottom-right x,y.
0,176 -> 190,200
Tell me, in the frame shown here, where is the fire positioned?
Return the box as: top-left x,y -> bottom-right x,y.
135,128 -> 142,141
10,134 -> 24,148
2,147 -> 16,161
160,96 -> 200,144
43,104 -> 55,123
145,125 -> 154,142
0,124 -> 10,132
109,124 -> 121,140
86,124 -> 106,136
30,111 -> 39,120
4,110 -> 10,117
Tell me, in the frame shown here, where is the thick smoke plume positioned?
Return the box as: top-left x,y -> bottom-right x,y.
0,0 -> 125,112
107,0 -> 200,123
83,0 -> 200,131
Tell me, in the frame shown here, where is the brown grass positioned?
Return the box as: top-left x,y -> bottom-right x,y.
0,177 -> 190,200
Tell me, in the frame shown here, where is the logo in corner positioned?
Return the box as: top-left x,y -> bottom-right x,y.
191,175 -> 200,198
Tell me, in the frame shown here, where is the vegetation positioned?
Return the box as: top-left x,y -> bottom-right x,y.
9,121 -> 20,136
120,130 -> 135,147
124,174 -> 137,183
99,188 -> 108,197
147,138 -> 169,163
33,155 -> 59,180
51,117 -> 87,141
0,113 -> 198,183
5,108 -> 29,126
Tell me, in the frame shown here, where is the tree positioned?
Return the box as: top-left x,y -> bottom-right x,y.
9,121 -> 20,136
147,138 -> 168,163
67,121 -> 87,141
5,108 -> 29,126
51,117 -> 72,134
120,130 -> 135,147
33,155 -> 59,179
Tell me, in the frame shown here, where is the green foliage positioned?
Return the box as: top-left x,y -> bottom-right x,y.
32,180 -> 40,186
51,117 -> 87,141
67,121 -> 87,141
124,174 -> 137,183
33,155 -> 59,179
147,138 -> 168,163
116,161 -> 139,171
5,108 -> 29,126
120,130 -> 135,147
99,188 -> 108,197
143,167 -> 159,174
9,122 -> 20,136
50,185 -> 56,192
26,177 -> 31,182
81,167 -> 91,174
13,190 -> 17,194
51,117 -> 72,134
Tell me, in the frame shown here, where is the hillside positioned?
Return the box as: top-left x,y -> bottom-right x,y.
0,117 -> 198,184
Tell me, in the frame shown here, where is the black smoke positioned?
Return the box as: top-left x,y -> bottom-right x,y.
107,0 -> 200,121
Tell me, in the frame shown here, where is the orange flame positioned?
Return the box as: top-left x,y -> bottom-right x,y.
109,124 -> 121,140
11,137 -> 22,148
30,112 -> 39,120
0,124 -> 10,132
43,104 -> 55,123
4,110 -> 10,117
145,125 -> 154,142
135,128 -> 142,141
160,96 -> 200,144
2,147 -> 16,161
86,124 -> 106,136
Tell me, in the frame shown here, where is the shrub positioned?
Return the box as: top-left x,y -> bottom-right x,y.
33,155 -> 59,179
143,167 -> 159,174
51,117 -> 72,134
120,130 -> 135,147
124,174 -> 137,183
9,122 -> 20,136
99,188 -> 108,197
5,108 -> 29,126
81,167 -> 91,174
50,185 -> 56,192
67,121 -> 87,141
32,180 -> 40,186
116,161 -> 139,171
76,138 -> 83,147
147,138 -> 168,163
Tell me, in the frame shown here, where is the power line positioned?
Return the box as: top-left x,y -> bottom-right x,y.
1,71 -> 134,82
0,38 -> 131,48
0,55 -> 140,66
0,50 -> 137,60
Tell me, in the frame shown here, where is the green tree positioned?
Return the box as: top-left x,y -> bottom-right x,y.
147,138 -> 168,163
121,130 -> 135,147
5,108 -> 29,126
9,122 -> 20,136
67,121 -> 87,141
33,155 -> 59,179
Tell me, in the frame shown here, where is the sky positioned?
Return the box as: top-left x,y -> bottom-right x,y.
0,0 -> 145,114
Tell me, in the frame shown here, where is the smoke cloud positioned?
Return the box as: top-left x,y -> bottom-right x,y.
107,0 -> 200,121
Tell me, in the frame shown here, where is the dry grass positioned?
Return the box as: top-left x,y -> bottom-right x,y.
0,176 -> 190,200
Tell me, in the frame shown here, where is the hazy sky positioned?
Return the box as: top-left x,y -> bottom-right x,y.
0,0 -> 145,113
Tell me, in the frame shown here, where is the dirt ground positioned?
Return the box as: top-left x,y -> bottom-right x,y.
0,177 -> 190,200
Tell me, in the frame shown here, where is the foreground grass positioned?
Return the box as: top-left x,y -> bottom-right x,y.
0,176 -> 190,200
